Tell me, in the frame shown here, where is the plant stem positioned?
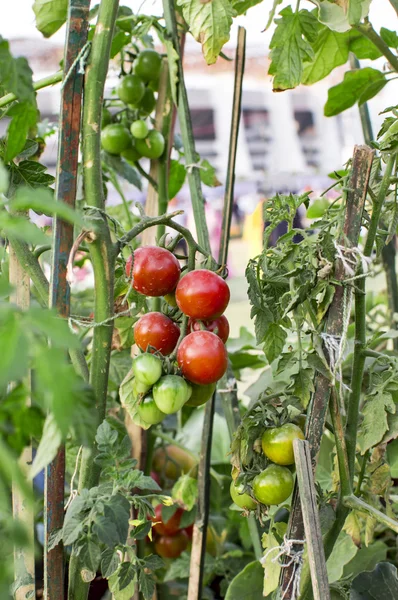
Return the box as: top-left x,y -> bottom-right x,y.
343,495 -> 398,533
135,163 -> 158,190
329,390 -> 351,498
345,153 -> 396,482
354,22 -> 398,72
0,71 -> 63,108
355,450 -> 369,496
68,1 -> 119,598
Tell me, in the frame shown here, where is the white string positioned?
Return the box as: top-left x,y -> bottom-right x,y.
185,162 -> 206,173
68,307 -> 134,332
61,41 -> 92,89
65,445 -> 83,511
260,536 -> 305,600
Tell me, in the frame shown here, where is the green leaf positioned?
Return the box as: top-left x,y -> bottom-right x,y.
343,541 -> 388,579
290,368 -> 314,408
380,27 -> 398,48
0,159 -> 9,194
168,160 -> 186,199
263,323 -> 287,363
264,0 -> 283,29
26,307 -> 79,348
177,0 -> 235,65
116,562 -> 137,592
110,30 -> 131,58
33,0 -> 68,38
199,159 -> 221,187
5,103 -> 37,163
347,0 -> 371,26
102,495 -> 130,545
101,548 -> 120,578
358,391 -> 395,454
324,68 -> 386,117
102,154 -> 142,190
62,494 -> 89,545
172,475 -> 198,511
0,38 -> 35,102
96,420 -> 118,450
231,0 -> 262,14
225,560 -> 264,600
0,310 -> 28,388
139,570 -> 156,600
327,531 -> 357,583
387,438 -> 398,478
7,160 -> 55,194
350,562 -> 398,599
0,211 -> 48,245
79,539 -> 101,572
163,40 -> 179,105
262,530 -> 282,595
11,186 -> 85,228
30,414 -> 62,478
314,1 -> 350,33
302,28 -> 350,85
350,35 -> 382,60
269,7 -> 316,91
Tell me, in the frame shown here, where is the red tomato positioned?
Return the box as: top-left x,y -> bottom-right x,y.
151,505 -> 184,536
177,331 -> 228,385
126,247 -> 181,297
134,312 -> 180,356
154,530 -> 189,558
188,315 -> 230,344
150,471 -> 161,487
175,270 -> 230,319
184,524 -> 194,539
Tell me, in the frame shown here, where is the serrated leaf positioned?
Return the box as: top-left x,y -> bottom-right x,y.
350,34 -> 382,60
324,68 -> 386,117
302,28 -> 350,85
101,548 -> 120,578
116,562 -> 137,592
62,495 -> 88,546
177,0 -> 235,65
7,160 -> 55,194
231,0 -> 262,16
33,0 -> 68,37
200,159 -> 221,187
172,475 -> 198,511
47,527 -> 63,551
95,420 -> 118,449
263,323 -> 287,363
291,368 -> 314,408
253,307 -> 273,345
380,27 -> 398,49
139,570 -> 156,600
144,554 -> 164,571
269,7 -> 316,91
358,391 -> 395,454
5,103 -> 37,163
0,38 -> 35,103
168,160 -> 186,199
79,539 -> 101,572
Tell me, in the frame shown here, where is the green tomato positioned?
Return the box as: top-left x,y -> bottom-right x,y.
117,74 -> 145,105
135,129 -> 165,159
185,382 -> 216,407
148,76 -> 159,92
262,423 -> 305,466
101,124 -> 131,155
252,465 -> 294,506
131,120 -> 149,139
134,49 -> 162,82
230,481 -> 256,510
137,393 -> 166,425
139,88 -> 156,116
121,144 -> 141,164
132,353 -> 162,387
101,107 -> 112,128
153,375 -> 192,414
132,378 -> 151,396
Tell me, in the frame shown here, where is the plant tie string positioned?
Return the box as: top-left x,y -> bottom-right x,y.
260,536 -> 305,600
65,445 -> 83,511
68,306 -> 134,332
61,41 -> 92,89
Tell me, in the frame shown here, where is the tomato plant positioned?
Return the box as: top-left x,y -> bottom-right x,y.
134,312 -> 180,355
176,269 -> 230,319
177,331 -> 228,385
126,246 -> 181,296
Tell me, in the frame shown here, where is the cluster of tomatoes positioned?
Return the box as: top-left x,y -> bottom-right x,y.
230,423 -> 305,510
126,245 -> 230,425
101,48 -> 165,161
151,505 -> 191,559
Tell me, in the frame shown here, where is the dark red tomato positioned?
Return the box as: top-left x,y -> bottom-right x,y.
126,247 -> 181,297
154,530 -> 189,559
175,270 -> 230,319
134,312 -> 180,356
177,331 -> 228,385
188,315 -> 230,344
184,524 -> 194,539
151,505 -> 184,536
150,471 -> 161,487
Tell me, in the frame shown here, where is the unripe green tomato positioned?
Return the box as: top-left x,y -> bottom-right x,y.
164,292 -> 178,308
132,353 -> 162,387
153,375 -> 192,414
252,465 -> 294,506
230,481 -> 256,510
135,129 -> 165,159
133,378 -> 151,396
261,423 -> 305,466
101,124 -> 131,155
185,382 -> 216,407
148,76 -> 159,92
131,120 -> 149,139
137,394 -> 166,425
139,88 -> 156,116
121,145 -> 141,164
101,107 -> 112,128
134,49 -> 162,82
117,74 -> 145,105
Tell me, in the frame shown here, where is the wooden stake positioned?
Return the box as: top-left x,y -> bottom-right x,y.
293,440 -> 330,600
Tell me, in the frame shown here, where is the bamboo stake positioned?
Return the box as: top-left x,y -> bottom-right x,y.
44,2 -> 90,599
10,242 -> 35,600
280,145 -> 374,599
293,440 -> 330,600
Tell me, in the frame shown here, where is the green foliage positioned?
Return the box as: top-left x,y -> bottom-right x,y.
324,68 -> 387,117
350,562 -> 398,599
224,560 -> 264,599
33,0 -> 68,38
